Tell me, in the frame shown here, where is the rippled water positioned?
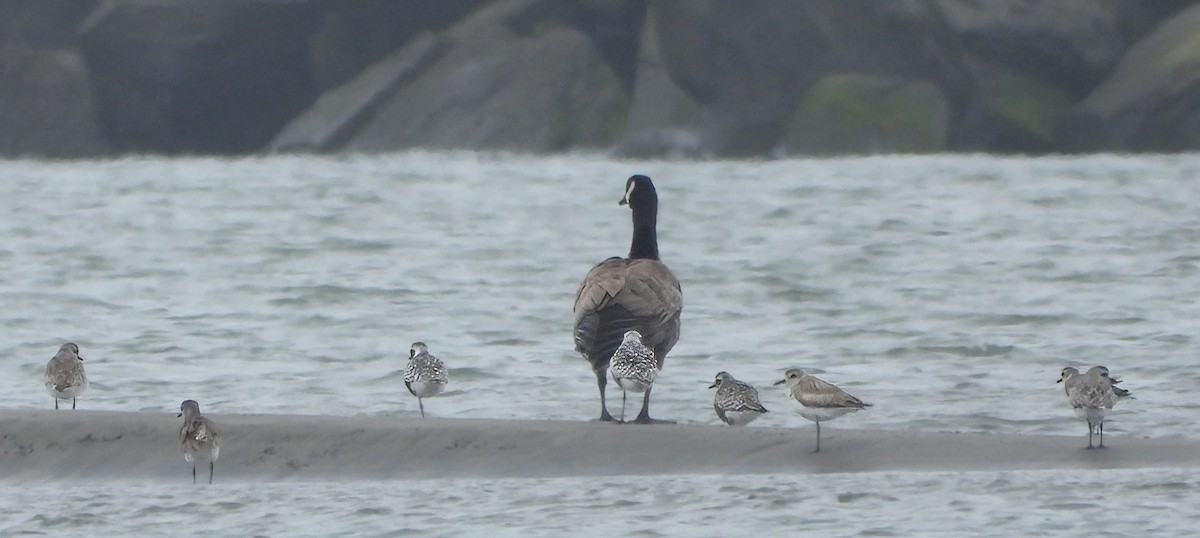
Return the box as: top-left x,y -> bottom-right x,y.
2,152 -> 1199,533
2,469 -> 1199,536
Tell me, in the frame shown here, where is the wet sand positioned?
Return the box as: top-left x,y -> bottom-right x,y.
1,409 -> 1196,483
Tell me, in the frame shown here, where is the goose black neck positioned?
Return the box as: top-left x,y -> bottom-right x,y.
628,205 -> 660,260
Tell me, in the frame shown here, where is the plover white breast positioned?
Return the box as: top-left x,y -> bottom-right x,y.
178,399 -> 220,484
775,368 -> 871,452
43,343 -> 87,410
607,330 -> 659,423
405,342 -> 448,418
709,371 -> 768,426
1057,365 -> 1127,449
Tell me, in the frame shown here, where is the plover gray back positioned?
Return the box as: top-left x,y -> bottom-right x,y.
775,368 -> 871,452
405,342 -> 448,418
43,343 -> 87,410
1060,365 -> 1126,448
178,399 -> 220,484
709,371 -> 768,426
607,330 -> 659,422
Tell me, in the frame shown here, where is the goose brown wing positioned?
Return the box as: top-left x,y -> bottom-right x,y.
574,258 -> 682,370
797,375 -> 870,409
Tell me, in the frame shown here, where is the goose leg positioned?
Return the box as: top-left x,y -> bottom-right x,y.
54,399 -> 59,410
594,369 -> 616,422
72,398 -> 76,410
1098,422 -> 1105,449
1086,420 -> 1094,449
192,463 -> 197,484
418,397 -> 426,418
209,460 -> 214,485
631,387 -> 674,424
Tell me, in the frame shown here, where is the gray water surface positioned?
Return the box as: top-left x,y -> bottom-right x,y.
2,152 -> 1198,534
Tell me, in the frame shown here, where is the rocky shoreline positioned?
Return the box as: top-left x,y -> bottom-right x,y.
3,0 -> 1199,159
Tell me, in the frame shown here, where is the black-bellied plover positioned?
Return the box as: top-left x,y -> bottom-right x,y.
178,399 -> 220,484
404,342 -> 448,418
43,343 -> 87,410
709,371 -> 768,426
607,330 -> 659,423
775,368 -> 871,452
1057,365 -> 1128,448
574,174 -> 682,424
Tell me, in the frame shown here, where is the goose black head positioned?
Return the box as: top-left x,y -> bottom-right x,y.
620,174 -> 657,210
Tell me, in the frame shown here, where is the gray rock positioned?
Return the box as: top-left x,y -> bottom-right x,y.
270,33 -> 448,153
309,0 -> 485,92
612,5 -> 705,159
1068,3 -> 1200,151
343,0 -> 629,153
934,0 -> 1150,93
647,0 -> 964,157
0,44 -> 108,158
78,0 -> 326,154
779,74 -> 950,155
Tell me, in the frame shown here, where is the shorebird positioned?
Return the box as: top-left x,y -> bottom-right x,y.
1058,365 -> 1128,448
574,174 -> 683,424
178,400 -> 220,484
405,342 -> 448,418
775,368 -> 871,452
709,371 -> 768,426
607,330 -> 659,423
43,343 -> 87,410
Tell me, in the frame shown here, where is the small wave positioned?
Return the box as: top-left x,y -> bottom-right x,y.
918,344 -> 1015,357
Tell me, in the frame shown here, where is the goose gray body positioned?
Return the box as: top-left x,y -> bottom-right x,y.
574,175 -> 682,424
178,400 -> 220,484
43,343 -> 87,410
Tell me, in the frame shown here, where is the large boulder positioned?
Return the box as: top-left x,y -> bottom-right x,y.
612,5 -> 704,158
342,0 -> 631,153
1067,4 -> 1200,151
779,74 -> 950,155
934,0 -> 1163,93
0,0 -> 107,158
647,0 -> 964,157
308,0 -> 486,92
0,44 -> 108,158
78,0 -> 326,154
932,0 -> 1191,152
270,33 -> 448,153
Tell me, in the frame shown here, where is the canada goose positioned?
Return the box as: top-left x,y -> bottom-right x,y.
178,399 -> 220,484
44,343 -> 87,410
405,342 -> 448,418
573,174 -> 682,424
775,368 -> 871,452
